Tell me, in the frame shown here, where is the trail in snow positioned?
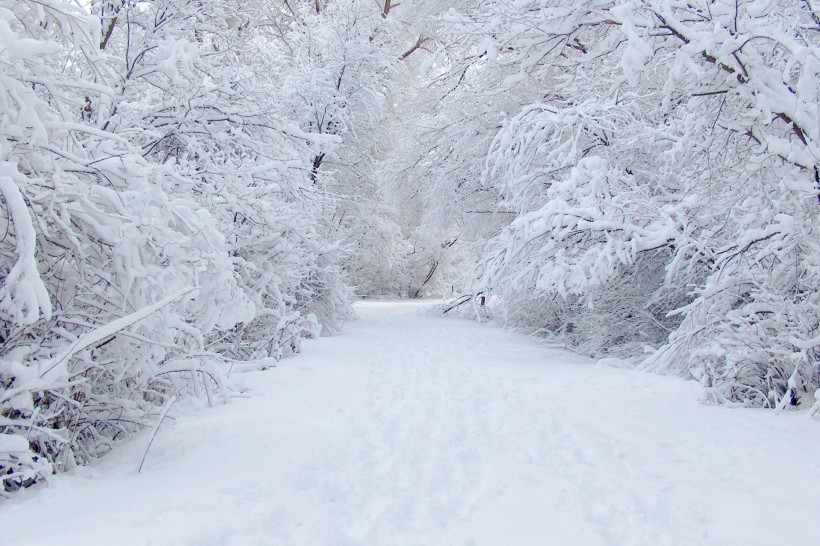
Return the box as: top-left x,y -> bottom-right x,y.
2,301 -> 819,546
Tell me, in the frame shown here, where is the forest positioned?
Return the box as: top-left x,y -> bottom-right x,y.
1,0 -> 818,494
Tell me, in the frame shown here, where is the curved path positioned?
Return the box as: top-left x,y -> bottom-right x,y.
2,301 -> 819,545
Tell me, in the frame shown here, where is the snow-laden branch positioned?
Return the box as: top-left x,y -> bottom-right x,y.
37,286 -> 198,381
0,168 -> 52,326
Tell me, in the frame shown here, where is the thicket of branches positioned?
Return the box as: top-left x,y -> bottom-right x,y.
438,0 -> 819,408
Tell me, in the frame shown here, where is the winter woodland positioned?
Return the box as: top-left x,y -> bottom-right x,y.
1,0 -> 818,494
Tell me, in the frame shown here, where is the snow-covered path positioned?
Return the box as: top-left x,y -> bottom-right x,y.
3,301 -> 819,545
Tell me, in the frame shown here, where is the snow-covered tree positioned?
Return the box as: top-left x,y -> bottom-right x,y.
258,0 -> 444,298
373,0 -> 527,298
445,0 -> 819,407
1,0 -> 355,493
96,0 -> 353,346
0,0 -> 246,492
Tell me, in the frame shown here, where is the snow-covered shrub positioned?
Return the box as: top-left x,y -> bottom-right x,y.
477,100 -> 693,355
96,0 -> 356,357
452,0 -> 820,407
1,0 -> 355,493
0,0 -> 248,492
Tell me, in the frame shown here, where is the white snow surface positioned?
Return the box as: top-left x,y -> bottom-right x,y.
2,301 -> 818,545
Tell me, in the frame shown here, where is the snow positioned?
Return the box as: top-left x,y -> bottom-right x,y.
2,301 -> 819,545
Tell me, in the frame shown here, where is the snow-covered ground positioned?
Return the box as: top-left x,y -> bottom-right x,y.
2,301 -> 818,545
